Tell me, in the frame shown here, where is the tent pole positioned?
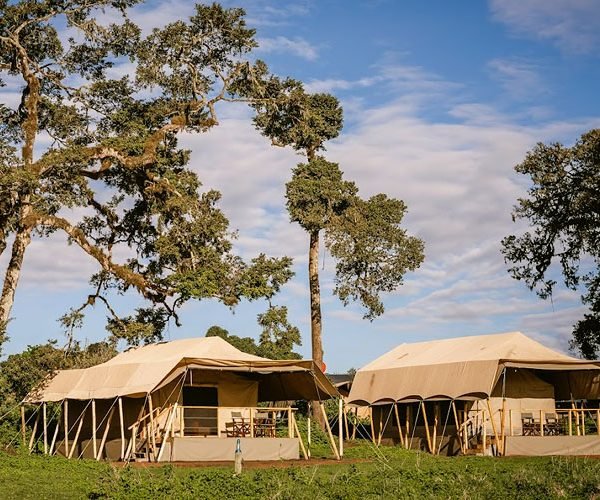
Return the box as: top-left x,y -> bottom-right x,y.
49,418 -> 60,456
69,406 -> 85,459
20,405 -> 26,446
307,413 -> 311,458
433,403 -> 439,455
393,403 -> 404,448
338,398 -> 343,458
369,407 -> 375,444
42,402 -> 48,455
377,407 -> 383,445
485,398 -> 500,456
148,394 -> 156,460
451,400 -> 463,454
92,399 -> 97,459
291,412 -> 308,460
420,401 -> 433,453
28,409 -> 40,453
405,405 -> 411,448
157,405 -> 176,462
63,399 -> 69,458
501,368 -> 506,455
118,397 -> 125,461
96,406 -> 115,461
320,403 -> 340,460
343,405 -> 349,442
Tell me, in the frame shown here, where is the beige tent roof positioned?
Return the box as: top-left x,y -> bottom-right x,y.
348,332 -> 600,405
27,337 -> 338,403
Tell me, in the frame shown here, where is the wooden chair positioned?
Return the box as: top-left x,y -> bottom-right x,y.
254,412 -> 276,438
521,412 -> 539,436
229,411 -> 250,437
544,413 -> 561,436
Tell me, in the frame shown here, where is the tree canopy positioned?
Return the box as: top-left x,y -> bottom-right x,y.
0,1 -> 296,345
502,129 -> 600,358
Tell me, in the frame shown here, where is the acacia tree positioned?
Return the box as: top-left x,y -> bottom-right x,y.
502,129 -> 600,359
253,86 -> 425,422
0,1 -> 295,345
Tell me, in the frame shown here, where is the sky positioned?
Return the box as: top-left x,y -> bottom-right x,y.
2,0 -> 600,372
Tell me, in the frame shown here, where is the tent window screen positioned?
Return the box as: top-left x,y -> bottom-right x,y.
182,386 -> 218,436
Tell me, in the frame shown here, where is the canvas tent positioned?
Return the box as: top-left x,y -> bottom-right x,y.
348,332 -> 600,456
24,337 -> 339,461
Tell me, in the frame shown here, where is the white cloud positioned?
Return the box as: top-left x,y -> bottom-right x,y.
487,58 -> 547,99
489,0 -> 600,53
256,36 -> 319,61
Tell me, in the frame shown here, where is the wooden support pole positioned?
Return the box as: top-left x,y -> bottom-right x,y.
148,395 -> 156,459
320,403 -> 340,460
432,403 -> 439,455
370,407 -> 376,444
568,409 -> 573,436
509,409 -> 513,437
482,409 -> 487,455
420,401 -> 433,453
405,405 -> 411,448
20,405 -> 26,446
343,406 -> 349,442
288,407 -> 293,438
500,399 -> 506,455
291,413 -> 308,460
92,400 -> 97,459
63,400 -> 69,458
539,409 -> 544,437
42,402 -> 48,455
49,420 -> 60,456
68,409 -> 85,459
118,397 -> 125,461
307,414 -> 311,458
597,410 -> 599,436
352,407 -> 357,441
377,407 -> 383,446
393,403 -> 405,448
28,410 -> 40,453
96,406 -> 115,460
249,407 -> 254,438
451,401 -> 464,454
338,398 -> 343,458
157,405 -> 176,462
485,399 -> 500,455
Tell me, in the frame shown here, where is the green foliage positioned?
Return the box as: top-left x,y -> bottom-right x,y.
257,305 -> 301,360
0,447 -> 599,499
286,157 -> 357,233
502,129 -> 600,358
0,1 -> 295,347
327,194 -> 425,319
205,325 -> 259,356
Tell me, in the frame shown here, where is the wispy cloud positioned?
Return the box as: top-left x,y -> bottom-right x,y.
487,57 -> 547,99
489,0 -> 600,53
256,36 -> 319,61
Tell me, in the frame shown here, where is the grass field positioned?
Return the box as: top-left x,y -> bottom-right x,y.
0,443 -> 599,499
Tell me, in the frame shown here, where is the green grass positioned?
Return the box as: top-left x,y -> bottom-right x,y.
0,444 -> 599,499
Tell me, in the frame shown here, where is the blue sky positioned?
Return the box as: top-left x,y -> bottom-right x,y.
2,0 -> 600,372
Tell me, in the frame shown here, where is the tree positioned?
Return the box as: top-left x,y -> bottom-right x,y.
254,87 -> 425,423
501,129 -> 600,358
256,305 -> 301,360
0,1 -> 295,345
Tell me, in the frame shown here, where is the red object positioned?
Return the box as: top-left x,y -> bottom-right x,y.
321,361 -> 327,373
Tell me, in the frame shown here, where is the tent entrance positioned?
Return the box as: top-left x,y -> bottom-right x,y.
182,386 -> 218,436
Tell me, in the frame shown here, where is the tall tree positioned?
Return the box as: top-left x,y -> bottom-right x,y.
0,1 -> 294,344
502,129 -> 600,359
254,87 -> 425,422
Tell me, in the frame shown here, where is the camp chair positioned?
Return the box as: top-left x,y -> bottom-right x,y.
253,412 -> 276,438
229,411 -> 250,437
544,413 -> 561,436
521,412 -> 539,436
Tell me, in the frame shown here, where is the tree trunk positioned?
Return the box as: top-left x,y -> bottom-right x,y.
309,229 -> 325,427
0,204 -> 33,330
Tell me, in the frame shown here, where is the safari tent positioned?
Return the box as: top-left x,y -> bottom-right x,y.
348,332 -> 600,456
23,337 -> 339,462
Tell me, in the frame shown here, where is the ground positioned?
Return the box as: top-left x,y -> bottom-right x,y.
0,442 -> 599,499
